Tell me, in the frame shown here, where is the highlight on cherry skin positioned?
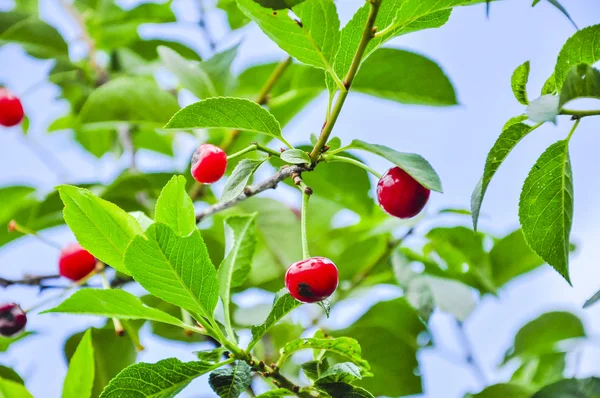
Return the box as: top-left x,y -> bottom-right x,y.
190,143 -> 228,184
0,303 -> 27,337
377,166 -> 431,219
59,243 -> 97,281
0,88 -> 25,127
285,257 -> 339,303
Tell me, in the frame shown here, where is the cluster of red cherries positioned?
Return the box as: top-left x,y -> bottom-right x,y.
190,143 -> 430,304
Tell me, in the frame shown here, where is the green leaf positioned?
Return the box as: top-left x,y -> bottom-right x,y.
406,276 -> 476,321
250,291 -> 301,348
467,383 -> 532,398
124,223 -> 219,320
527,95 -> 559,123
165,97 -> 287,144
0,366 -> 23,385
554,24 -> 600,90
158,45 -> 237,99
126,38 -> 201,62
62,330 -> 94,398
79,77 -> 180,130
504,312 -> 585,362
250,0 -> 307,9
302,358 -> 329,381
317,383 -> 375,398
542,74 -> 557,95
132,128 -> 174,156
519,140 -> 573,283
255,389 -> 294,397
279,337 -> 369,370
511,61 -> 531,105
141,296 -> 206,343
510,353 -> 565,391
155,176 -> 196,237
533,377 -> 600,398
222,159 -> 267,203
0,12 -> 68,59
209,361 -> 252,398
0,378 -> 34,398
100,358 -> 224,398
281,149 -> 311,164
218,0 -> 250,29
584,289 -> 600,309
347,139 -> 442,192
353,48 -> 457,106
58,185 -> 143,274
315,363 -> 366,385
489,229 -> 544,287
471,121 -> 539,230
0,332 -> 33,352
237,0 -> 340,76
559,64 -> 600,109
44,289 -> 187,328
532,0 -> 577,30
333,298 -> 426,397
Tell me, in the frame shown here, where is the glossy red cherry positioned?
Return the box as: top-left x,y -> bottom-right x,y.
191,144 -> 227,184
0,88 -> 24,127
0,303 -> 27,336
59,243 -> 97,281
377,166 -> 430,219
285,257 -> 338,303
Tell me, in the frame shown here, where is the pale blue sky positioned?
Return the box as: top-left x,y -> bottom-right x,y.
0,0 -> 600,397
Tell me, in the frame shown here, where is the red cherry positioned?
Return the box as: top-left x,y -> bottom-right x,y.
0,303 -> 27,336
190,144 -> 227,184
377,167 -> 430,219
0,88 -> 24,127
59,243 -> 97,281
285,257 -> 338,303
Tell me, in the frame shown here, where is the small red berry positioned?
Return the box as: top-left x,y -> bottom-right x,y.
190,144 -> 227,184
285,257 -> 338,303
59,243 -> 97,281
0,303 -> 27,336
0,88 -> 24,127
377,167 -> 430,219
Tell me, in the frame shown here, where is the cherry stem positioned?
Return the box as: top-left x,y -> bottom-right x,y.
8,220 -> 63,251
227,143 -> 281,161
99,267 -> 125,337
566,118 -> 581,142
299,181 -> 312,260
324,154 -> 382,179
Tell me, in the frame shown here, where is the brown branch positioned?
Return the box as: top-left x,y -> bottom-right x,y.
196,165 -> 305,222
0,274 -> 61,288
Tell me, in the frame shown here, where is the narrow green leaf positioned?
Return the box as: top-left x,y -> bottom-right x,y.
554,24 -> 600,90
347,139 -> 442,192
237,0 -> 340,76
124,223 -> 219,320
533,377 -> 600,397
0,378 -> 33,398
354,48 -> 457,106
63,330 -> 94,398
471,121 -> 538,230
317,383 -> 375,398
155,176 -> 196,237
58,185 -> 143,274
164,97 -> 286,144
527,95 -> 559,123
209,361 -> 252,398
100,358 -> 224,398
43,289 -> 187,328
559,65 -> 600,109
250,291 -> 301,348
532,0 -> 578,30
519,140 -> 573,283
511,61 -> 531,105
222,159 -> 267,203
279,337 -> 369,370
281,149 -> 311,164
584,289 -> 600,309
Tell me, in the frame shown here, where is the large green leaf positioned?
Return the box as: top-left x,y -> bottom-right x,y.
353,48 -> 457,106
279,337 -> 369,370
62,330 -> 94,398
519,140 -> 573,283
533,377 -> 600,398
0,378 -> 34,398
154,176 -> 196,237
467,383 -> 532,398
58,185 -> 143,274
222,159 -> 267,203
333,298 -> 426,397
504,312 -> 585,362
238,0 -> 340,77
250,291 -> 301,348
209,361 -> 252,398
346,140 -> 442,192
489,229 -> 544,287
0,11 -> 68,59
511,61 -> 531,105
164,97 -> 287,145
554,24 -> 600,90
124,223 -> 219,320
44,289 -> 186,328
79,77 -> 180,130
100,358 -> 224,398
471,121 -> 539,230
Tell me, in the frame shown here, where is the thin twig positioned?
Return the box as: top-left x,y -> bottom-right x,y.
455,320 -> 488,385
195,166 -> 305,222
0,274 -> 61,288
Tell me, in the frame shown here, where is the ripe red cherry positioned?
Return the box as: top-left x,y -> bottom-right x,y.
377,166 -> 430,219
285,257 -> 338,303
191,144 -> 227,184
0,88 -> 24,127
0,303 -> 27,336
59,243 -> 97,281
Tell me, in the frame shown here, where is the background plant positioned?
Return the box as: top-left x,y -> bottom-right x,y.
0,0 -> 599,397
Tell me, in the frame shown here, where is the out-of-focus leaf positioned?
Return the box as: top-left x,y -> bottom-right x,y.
62,329 -> 94,398
533,377 -> 600,397
0,11 -> 68,59
489,229 -> 544,287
